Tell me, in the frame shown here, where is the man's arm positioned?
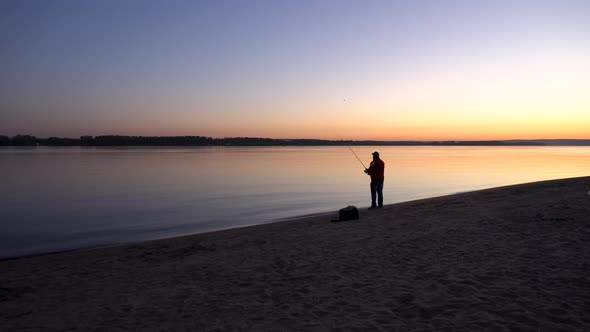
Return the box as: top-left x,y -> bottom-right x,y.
364,162 -> 373,175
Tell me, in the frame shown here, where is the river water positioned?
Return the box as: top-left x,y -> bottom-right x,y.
1,146 -> 589,258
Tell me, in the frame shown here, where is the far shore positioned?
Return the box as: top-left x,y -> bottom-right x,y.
1,176 -> 589,330
3,134 -> 590,147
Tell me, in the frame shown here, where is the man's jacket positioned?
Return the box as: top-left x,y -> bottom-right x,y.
367,158 -> 385,181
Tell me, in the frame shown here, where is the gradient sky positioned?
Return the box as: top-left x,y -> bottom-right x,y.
1,0 -> 589,140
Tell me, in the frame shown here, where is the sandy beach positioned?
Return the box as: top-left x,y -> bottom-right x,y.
1,176 -> 589,331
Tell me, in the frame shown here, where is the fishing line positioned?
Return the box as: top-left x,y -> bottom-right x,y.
332,96 -> 368,171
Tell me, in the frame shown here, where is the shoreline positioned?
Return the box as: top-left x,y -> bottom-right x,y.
2,176 -> 589,330
0,211 -> 340,262
1,176 -> 587,262
0,180 -> 541,262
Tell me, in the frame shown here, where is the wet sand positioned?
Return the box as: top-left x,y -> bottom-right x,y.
1,177 -> 589,331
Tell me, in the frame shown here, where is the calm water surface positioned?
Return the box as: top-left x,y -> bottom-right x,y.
1,146 -> 589,258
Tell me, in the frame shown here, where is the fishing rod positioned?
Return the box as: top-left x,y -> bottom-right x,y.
346,144 -> 367,170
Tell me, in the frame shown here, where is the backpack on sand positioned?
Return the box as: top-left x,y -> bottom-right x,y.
334,205 -> 359,222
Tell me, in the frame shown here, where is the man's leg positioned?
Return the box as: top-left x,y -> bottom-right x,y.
370,182 -> 377,207
377,181 -> 384,207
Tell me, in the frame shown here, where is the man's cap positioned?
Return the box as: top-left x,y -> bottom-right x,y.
372,151 -> 379,156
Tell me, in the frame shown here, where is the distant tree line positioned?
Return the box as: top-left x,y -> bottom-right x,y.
0,134 -> 553,146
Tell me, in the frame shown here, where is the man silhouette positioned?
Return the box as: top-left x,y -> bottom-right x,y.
364,151 -> 385,209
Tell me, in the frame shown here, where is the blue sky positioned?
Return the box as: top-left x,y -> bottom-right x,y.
1,0 -> 589,139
